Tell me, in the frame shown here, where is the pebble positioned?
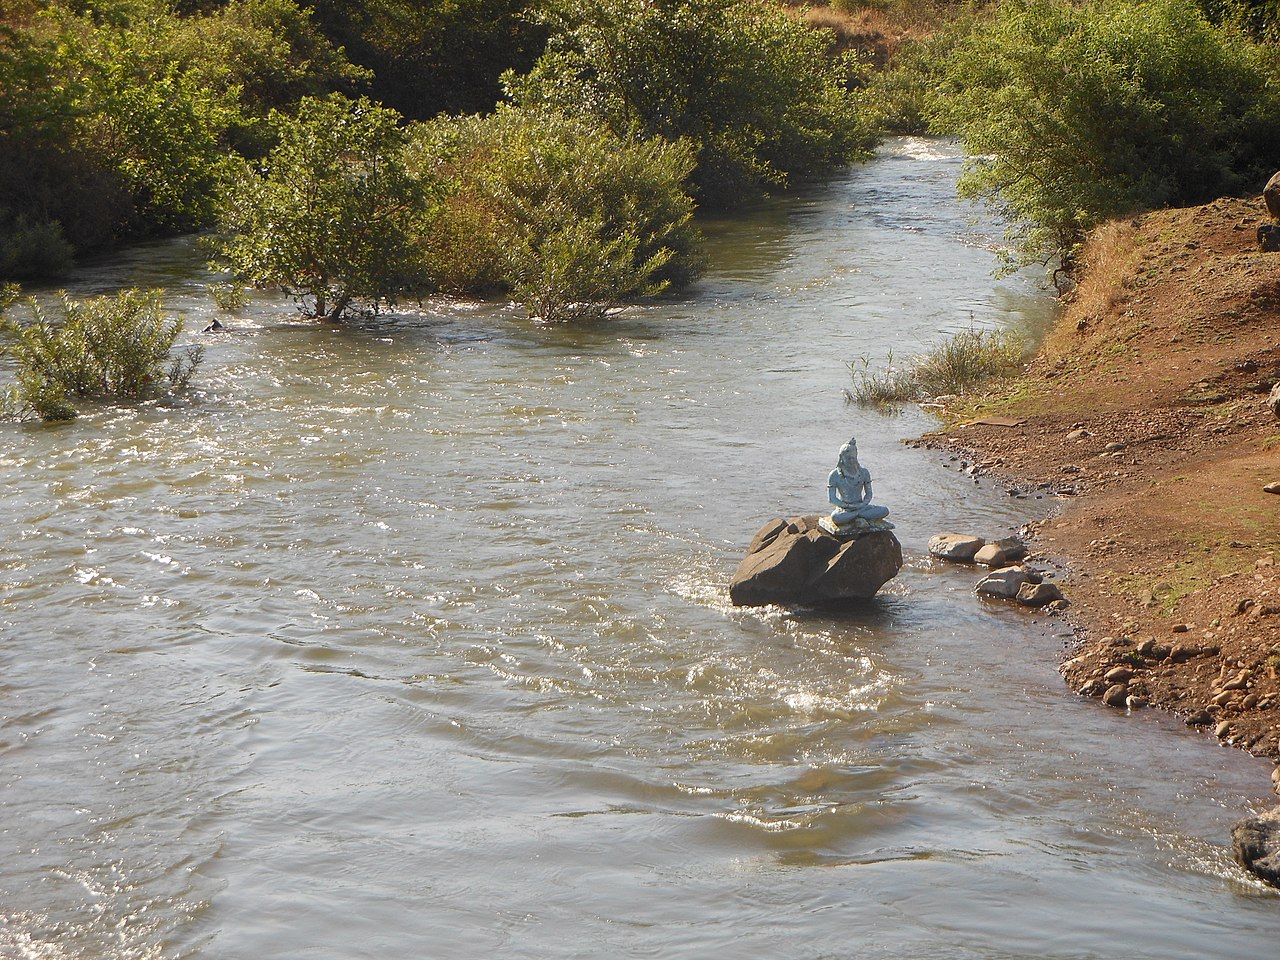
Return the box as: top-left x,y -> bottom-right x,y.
1066,428 -> 1091,440
1061,464 -> 1082,474
1171,623 -> 1190,633
1223,669 -> 1253,691
1265,482 -> 1280,495
1126,695 -> 1148,710
1185,709 -> 1214,726
1216,720 -> 1234,739
1104,666 -> 1135,683
1104,441 -> 1127,452
1102,684 -> 1130,708
1243,693 -> 1261,710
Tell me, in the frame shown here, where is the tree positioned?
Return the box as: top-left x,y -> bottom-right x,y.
213,93 -> 429,321
928,0 -> 1280,269
506,0 -> 873,205
409,105 -> 701,321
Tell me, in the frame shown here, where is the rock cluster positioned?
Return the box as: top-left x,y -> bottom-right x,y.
928,532 -> 1028,567
926,531 -> 1066,609
729,516 -> 902,607
1232,806 -> 1280,888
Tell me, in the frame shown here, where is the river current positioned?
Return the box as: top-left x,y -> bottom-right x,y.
2,138 -> 1277,959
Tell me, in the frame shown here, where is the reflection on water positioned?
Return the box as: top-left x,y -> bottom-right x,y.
1,138 -> 1276,960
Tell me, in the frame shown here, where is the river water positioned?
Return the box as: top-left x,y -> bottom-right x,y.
2,138 -> 1277,959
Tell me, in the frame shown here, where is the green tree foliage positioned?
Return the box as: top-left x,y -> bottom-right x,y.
409,106 -> 702,321
0,285 -> 202,421
306,0 -> 548,119
507,0 -> 873,205
927,0 -> 1280,268
213,94 -> 429,321
0,0 -> 361,277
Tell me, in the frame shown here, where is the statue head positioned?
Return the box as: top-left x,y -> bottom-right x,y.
837,437 -> 859,474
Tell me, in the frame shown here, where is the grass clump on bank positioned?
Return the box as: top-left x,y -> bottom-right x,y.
846,327 -> 1028,406
0,286 -> 202,422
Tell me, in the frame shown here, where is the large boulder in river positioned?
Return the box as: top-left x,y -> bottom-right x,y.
729,515 -> 902,606
1232,806 -> 1280,888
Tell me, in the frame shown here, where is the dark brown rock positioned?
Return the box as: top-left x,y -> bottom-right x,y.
746,518 -> 788,556
805,531 -> 904,603
1233,807 -> 1280,888
729,516 -> 901,606
729,523 -> 838,606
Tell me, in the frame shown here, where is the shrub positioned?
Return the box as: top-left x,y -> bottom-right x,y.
410,106 -> 702,321
505,0 -> 874,205
212,94 -> 430,321
926,0 -> 1280,268
0,0 -> 363,273
0,286 -> 202,421
846,328 -> 1027,405
305,0 -> 547,119
0,217 -> 75,280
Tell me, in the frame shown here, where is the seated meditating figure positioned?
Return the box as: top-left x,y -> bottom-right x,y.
819,437 -> 893,535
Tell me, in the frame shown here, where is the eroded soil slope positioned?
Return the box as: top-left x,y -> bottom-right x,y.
926,196 -> 1280,764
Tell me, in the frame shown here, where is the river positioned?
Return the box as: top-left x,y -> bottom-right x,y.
1,138 -> 1276,959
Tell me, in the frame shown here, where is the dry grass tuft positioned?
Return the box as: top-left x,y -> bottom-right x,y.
1045,218 -> 1142,361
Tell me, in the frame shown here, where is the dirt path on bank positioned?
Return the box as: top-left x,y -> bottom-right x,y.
920,195 -> 1280,777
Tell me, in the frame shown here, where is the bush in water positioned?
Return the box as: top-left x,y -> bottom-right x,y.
846,328 -> 1027,406
0,286 -> 203,422
410,106 -> 702,322
212,94 -> 430,321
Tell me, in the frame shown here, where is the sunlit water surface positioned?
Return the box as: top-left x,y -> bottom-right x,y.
2,139 -> 1276,959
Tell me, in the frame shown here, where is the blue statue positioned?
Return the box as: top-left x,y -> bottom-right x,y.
819,437 -> 893,535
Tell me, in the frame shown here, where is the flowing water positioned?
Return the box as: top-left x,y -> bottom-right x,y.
2,138 -> 1277,959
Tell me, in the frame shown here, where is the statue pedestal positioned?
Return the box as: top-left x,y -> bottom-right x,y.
818,515 -> 895,536
729,515 -> 903,607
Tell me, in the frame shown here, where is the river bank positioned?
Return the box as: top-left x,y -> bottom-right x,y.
921,193 -> 1280,779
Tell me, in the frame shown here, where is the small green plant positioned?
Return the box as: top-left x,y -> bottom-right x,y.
845,328 -> 1027,406
0,286 -> 202,422
911,328 -> 1027,397
206,281 -> 247,311
845,351 -> 916,406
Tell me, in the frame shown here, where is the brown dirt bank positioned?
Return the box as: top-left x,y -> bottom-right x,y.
918,195 -> 1280,775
